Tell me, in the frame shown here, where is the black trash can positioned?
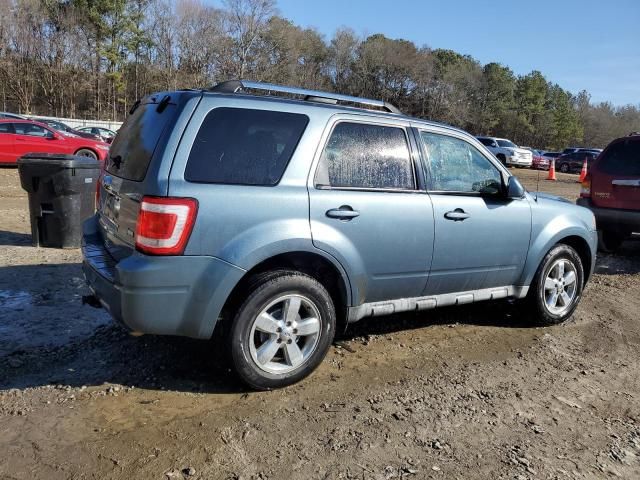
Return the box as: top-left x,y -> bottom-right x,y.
17,153 -> 101,248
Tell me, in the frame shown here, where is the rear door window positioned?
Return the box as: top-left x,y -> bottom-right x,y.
315,122 -> 415,190
0,123 -> 13,134
106,100 -> 176,181
185,108 -> 309,186
598,139 -> 640,176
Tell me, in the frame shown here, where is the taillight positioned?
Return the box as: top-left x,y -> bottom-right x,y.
580,173 -> 591,198
135,196 -> 198,255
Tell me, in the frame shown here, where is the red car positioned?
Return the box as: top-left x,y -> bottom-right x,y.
0,119 -> 110,164
577,133 -> 640,251
531,151 -> 561,170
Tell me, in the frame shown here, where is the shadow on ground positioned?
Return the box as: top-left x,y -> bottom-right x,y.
0,230 -> 31,246
1,240 -> 639,394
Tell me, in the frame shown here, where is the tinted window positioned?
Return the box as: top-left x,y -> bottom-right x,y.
107,100 -> 177,181
315,122 -> 415,190
0,123 -> 13,134
185,108 -> 308,186
421,132 -> 503,194
478,138 -> 495,147
598,139 -> 640,176
496,139 -> 517,148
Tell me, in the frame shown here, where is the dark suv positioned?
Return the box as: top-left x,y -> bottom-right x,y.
577,134 -> 640,251
556,151 -> 599,174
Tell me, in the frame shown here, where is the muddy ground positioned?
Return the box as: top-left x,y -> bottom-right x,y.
1,167 -> 639,480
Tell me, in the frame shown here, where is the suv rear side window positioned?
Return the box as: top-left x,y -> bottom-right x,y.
315,122 -> 415,190
478,138 -> 494,147
598,139 -> 640,176
106,100 -> 176,181
185,108 -> 309,186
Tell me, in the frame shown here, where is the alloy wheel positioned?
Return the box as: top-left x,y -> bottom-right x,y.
248,294 -> 322,374
543,259 -> 578,316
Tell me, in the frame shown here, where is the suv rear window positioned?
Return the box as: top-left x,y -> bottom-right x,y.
106,100 -> 176,181
185,108 -> 309,186
598,139 -> 640,176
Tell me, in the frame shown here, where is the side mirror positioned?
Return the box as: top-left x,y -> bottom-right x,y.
506,176 -> 525,199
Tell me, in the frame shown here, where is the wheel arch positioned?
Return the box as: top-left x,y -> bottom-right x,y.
556,235 -> 593,282
519,227 -> 595,287
215,250 -> 353,337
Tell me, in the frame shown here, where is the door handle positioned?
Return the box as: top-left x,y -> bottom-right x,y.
326,206 -> 360,220
444,209 -> 470,221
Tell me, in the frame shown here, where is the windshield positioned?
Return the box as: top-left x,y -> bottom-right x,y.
497,139 -> 517,148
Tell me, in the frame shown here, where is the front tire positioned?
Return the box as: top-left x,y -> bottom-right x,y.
559,162 -> 570,173
228,270 -> 336,390
525,244 -> 584,326
75,148 -> 98,160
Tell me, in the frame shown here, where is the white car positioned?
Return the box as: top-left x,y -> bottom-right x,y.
477,136 -> 533,167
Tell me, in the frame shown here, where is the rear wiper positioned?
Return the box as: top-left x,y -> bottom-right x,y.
110,155 -> 123,169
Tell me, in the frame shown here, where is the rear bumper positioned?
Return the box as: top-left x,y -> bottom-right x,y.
576,198 -> 640,233
82,215 -> 246,339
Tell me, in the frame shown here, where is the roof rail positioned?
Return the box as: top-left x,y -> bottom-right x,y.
209,80 -> 402,114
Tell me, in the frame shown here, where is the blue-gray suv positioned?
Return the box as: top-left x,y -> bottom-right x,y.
83,81 -> 597,389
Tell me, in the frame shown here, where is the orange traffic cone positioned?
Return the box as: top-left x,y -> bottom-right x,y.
547,158 -> 557,181
578,157 -> 588,183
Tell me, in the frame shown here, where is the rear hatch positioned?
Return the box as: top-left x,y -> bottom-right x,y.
590,136 -> 640,210
97,93 -> 187,259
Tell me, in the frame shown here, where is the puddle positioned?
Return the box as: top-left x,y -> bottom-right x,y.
0,290 -> 33,309
0,288 -> 110,358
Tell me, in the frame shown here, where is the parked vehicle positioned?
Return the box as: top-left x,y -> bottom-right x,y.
577,133 -> 640,251
562,147 -> 602,155
476,136 -> 533,167
33,118 -> 102,141
0,112 -> 27,120
82,81 -> 597,389
556,151 -> 599,174
0,119 -> 110,164
532,151 -> 561,170
77,126 -> 117,143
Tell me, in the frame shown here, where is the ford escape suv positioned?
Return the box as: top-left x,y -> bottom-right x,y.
83,80 -> 597,390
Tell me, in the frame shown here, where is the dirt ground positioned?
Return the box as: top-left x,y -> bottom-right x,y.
1,167 -> 639,480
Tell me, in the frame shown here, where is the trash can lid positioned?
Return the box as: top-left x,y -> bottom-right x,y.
17,153 -> 100,169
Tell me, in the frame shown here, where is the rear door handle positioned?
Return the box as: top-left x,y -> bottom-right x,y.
444,209 -> 470,221
326,206 -> 360,220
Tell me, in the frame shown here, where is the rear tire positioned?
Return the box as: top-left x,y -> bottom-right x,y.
598,230 -> 625,253
559,162 -> 570,173
75,148 -> 98,160
523,244 -> 584,326
228,270 -> 336,390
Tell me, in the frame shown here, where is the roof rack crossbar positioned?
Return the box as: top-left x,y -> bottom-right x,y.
209,80 -> 402,114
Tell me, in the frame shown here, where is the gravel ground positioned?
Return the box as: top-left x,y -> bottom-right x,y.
1,167 -> 639,480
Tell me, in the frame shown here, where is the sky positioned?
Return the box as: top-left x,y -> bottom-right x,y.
267,0 -> 640,106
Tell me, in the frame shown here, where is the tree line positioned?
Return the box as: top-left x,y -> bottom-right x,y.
0,0 -> 638,149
